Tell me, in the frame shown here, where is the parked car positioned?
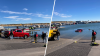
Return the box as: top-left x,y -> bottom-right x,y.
4,29 -> 30,39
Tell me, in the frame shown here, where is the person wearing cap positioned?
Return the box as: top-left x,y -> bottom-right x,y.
92,30 -> 97,42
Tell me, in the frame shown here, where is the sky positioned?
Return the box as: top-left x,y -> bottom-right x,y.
0,0 -> 54,24
0,0 -> 100,24
52,0 -> 100,21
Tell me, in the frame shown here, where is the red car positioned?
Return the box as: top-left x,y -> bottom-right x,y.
4,29 -> 30,39
75,29 -> 83,32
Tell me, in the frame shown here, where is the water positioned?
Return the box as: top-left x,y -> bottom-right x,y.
4,26 -> 26,29
34,28 -> 49,34
59,23 -> 100,40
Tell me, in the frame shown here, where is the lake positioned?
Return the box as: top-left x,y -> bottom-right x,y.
59,23 -> 100,40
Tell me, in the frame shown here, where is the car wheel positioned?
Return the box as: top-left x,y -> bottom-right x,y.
54,35 -> 57,40
24,35 -> 28,39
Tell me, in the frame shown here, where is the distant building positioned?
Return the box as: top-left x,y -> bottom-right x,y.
76,21 -> 88,24
76,21 -> 82,24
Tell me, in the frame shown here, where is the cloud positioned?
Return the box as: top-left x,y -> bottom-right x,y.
4,16 -> 19,19
1,10 -> 32,15
1,10 -> 51,19
36,14 -> 43,17
54,12 -> 72,18
42,17 -> 51,18
53,12 -> 59,15
36,13 -> 51,19
19,18 -> 31,20
4,16 -> 31,21
23,8 -> 28,11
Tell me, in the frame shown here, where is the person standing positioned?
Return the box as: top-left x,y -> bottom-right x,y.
29,27 -> 31,30
92,30 -> 97,42
17,26 -> 19,29
46,32 -> 48,43
0,29 -> 1,37
53,25 -> 55,27
32,27 -> 34,30
10,30 -> 13,40
34,32 -> 38,43
42,32 -> 46,43
56,29 -> 60,40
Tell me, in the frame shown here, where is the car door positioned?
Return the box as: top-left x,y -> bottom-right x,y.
17,30 -> 23,37
13,30 -> 19,37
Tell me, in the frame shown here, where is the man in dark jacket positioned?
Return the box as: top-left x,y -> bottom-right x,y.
92,30 -> 97,42
42,32 -> 46,43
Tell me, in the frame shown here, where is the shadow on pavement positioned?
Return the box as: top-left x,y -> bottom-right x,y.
48,39 -> 56,41
0,37 -> 10,40
79,42 -> 90,43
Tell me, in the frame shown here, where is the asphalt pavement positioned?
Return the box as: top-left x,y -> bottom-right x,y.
46,37 -> 100,56
0,34 -> 46,56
